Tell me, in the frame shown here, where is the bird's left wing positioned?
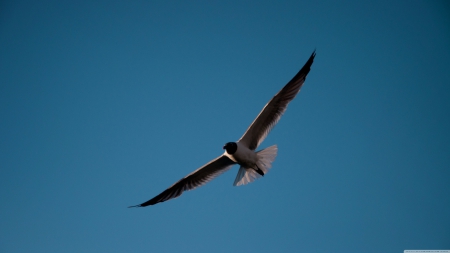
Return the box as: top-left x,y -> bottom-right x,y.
129,155 -> 236,207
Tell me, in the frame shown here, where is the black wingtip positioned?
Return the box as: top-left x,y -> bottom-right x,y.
303,50 -> 316,72
287,50 -> 316,85
306,49 -> 316,64
128,204 -> 142,208
309,49 -> 316,62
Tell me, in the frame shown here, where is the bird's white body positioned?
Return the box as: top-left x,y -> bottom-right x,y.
224,142 -> 257,166
224,142 -> 278,186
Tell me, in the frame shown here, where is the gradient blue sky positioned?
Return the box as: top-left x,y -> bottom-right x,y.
1,0 -> 449,252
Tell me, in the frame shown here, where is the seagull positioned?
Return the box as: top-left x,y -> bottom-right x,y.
129,51 -> 316,207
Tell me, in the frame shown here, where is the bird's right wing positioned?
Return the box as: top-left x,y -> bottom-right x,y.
129,155 -> 236,207
238,51 -> 315,150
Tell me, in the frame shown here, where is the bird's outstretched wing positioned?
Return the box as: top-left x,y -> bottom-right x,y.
238,51 -> 316,150
129,155 -> 236,207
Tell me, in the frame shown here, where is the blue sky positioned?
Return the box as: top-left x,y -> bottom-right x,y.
1,0 -> 449,252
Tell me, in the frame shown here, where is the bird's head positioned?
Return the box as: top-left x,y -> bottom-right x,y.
223,142 -> 237,154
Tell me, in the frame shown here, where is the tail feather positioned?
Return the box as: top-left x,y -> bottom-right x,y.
233,145 -> 278,186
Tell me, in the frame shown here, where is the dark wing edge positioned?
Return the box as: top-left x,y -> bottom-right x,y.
238,51 -> 316,150
128,155 -> 236,207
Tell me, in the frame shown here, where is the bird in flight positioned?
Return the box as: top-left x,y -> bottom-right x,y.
129,51 -> 316,207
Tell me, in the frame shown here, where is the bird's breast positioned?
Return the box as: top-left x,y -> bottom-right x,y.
225,142 -> 257,167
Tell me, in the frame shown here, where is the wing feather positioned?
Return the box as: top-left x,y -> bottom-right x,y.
238,51 -> 316,150
129,155 -> 236,207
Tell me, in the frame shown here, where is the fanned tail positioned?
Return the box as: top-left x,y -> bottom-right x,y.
233,145 -> 278,186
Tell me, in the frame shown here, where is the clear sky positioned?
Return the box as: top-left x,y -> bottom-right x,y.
1,0 -> 449,252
